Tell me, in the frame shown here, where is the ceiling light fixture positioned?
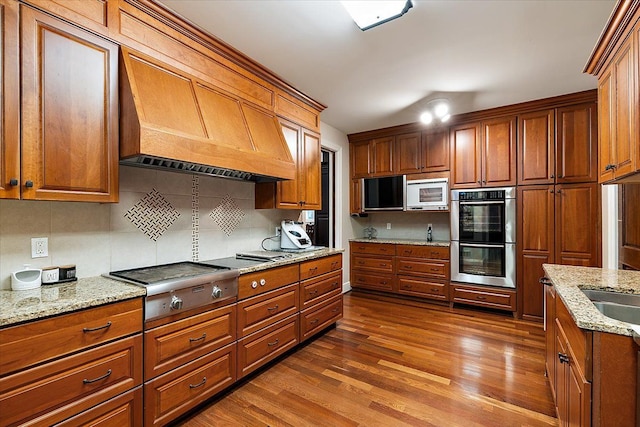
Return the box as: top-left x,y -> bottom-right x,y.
341,0 -> 414,31
420,99 -> 451,125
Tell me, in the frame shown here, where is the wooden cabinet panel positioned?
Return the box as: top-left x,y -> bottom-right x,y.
544,284 -> 556,401
351,255 -> 394,274
144,343 -> 235,427
0,298 -> 143,376
598,67 -> 615,182
299,295 -> 342,342
372,136 -> 395,176
350,178 -> 362,215
350,241 -> 396,256
0,334 -> 142,427
237,316 -> 298,379
300,271 -> 342,310
396,277 -> 448,301
451,284 -> 516,311
238,264 -> 299,300
518,110 -> 555,185
451,123 -> 481,188
612,35 -> 635,179
143,304 -> 236,380
275,93 -> 320,132
482,116 -> 517,187
396,245 -> 449,260
300,127 -> 322,209
422,128 -> 450,172
273,119 -> 301,208
20,6 -> 119,202
299,253 -> 342,281
24,0 -> 108,35
620,184 -> 640,270
394,132 -> 422,174
56,386 -> 142,427
556,102 -> 598,183
395,258 -> 449,280
237,284 -> 299,338
555,183 -> 600,266
351,140 -> 371,178
351,271 -> 394,292
0,0 -> 19,200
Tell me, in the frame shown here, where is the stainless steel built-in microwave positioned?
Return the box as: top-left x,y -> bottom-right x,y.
404,177 -> 448,211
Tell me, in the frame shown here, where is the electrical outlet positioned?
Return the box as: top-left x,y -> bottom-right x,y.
275,226 -> 281,236
386,223 -> 391,230
31,237 -> 48,258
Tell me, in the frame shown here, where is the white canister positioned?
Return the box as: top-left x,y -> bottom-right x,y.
11,268 -> 42,291
42,267 -> 59,284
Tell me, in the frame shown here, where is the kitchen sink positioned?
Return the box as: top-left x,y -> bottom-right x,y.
581,289 -> 640,325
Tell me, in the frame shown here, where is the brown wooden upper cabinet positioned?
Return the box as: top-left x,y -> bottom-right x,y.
350,140 -> 371,178
255,119 -> 321,210
371,136 -> 395,176
451,116 -> 516,188
17,5 -> 119,202
585,2 -> 640,183
394,130 -> 450,175
518,103 -> 597,185
0,0 -> 19,199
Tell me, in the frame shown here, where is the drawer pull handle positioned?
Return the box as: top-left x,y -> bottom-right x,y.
358,261 -> 365,265
476,296 -> 487,300
380,263 -> 387,267
539,277 -> 552,286
403,265 -> 413,270
309,289 -> 319,296
430,252 -> 439,257
381,281 -> 387,285
431,288 -> 440,292
332,307 -> 339,313
310,318 -> 319,325
267,304 -> 279,312
332,281 -> 339,288
189,333 -> 207,343
403,250 -> 412,254
358,246 -> 365,250
430,268 -> 439,272
83,321 -> 112,333
331,262 -> 339,268
189,377 -> 207,389
403,284 -> 412,289
268,338 -> 279,347
83,369 -> 112,384
309,267 -> 318,272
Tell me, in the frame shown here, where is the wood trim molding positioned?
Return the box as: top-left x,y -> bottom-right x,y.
348,89 -> 597,142
584,0 -> 640,76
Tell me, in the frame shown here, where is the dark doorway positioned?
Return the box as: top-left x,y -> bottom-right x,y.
313,150 -> 333,247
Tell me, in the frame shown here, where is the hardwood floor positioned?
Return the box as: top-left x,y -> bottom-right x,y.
175,292 -> 557,427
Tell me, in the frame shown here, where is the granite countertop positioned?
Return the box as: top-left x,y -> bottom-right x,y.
0,277 -> 146,328
350,238 -> 450,247
543,264 -> 640,336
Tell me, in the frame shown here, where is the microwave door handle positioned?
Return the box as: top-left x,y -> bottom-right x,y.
459,201 -> 504,206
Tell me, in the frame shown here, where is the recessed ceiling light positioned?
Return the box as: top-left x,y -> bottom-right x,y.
420,111 -> 433,125
341,0 -> 414,31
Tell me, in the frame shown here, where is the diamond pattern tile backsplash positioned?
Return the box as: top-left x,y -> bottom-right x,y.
124,189 -> 180,241
210,194 -> 246,236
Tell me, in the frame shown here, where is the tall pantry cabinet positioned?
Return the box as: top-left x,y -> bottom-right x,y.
517,101 -> 601,320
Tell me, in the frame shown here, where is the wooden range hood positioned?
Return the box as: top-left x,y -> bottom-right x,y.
119,48 -> 295,181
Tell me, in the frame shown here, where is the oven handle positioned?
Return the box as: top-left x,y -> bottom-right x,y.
459,243 -> 506,248
459,201 -> 505,205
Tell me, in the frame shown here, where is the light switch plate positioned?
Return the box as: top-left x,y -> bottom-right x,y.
31,237 -> 48,258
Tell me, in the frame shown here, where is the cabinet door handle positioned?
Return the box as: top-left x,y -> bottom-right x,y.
550,174 -> 555,178
9,178 -> 18,186
556,189 -> 562,194
477,180 -> 482,185
83,321 -> 112,333
268,338 -> 280,347
83,369 -> 112,384
605,164 -> 617,171
189,377 -> 207,389
558,352 -> 570,364
189,333 -> 207,343
539,277 -> 552,286
25,180 -> 34,188
267,304 -> 279,312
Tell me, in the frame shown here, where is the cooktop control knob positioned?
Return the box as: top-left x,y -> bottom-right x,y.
170,295 -> 183,310
212,286 -> 222,299
251,281 -> 258,289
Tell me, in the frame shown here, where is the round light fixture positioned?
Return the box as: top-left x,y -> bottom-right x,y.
434,102 -> 449,118
420,111 -> 433,124
419,99 -> 451,125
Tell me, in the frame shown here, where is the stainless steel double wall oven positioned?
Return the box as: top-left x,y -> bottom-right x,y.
451,187 -> 516,288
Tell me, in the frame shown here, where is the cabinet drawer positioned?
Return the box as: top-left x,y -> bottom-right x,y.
300,254 -> 342,280
0,334 -> 142,427
397,277 -> 449,301
396,245 -> 450,260
237,316 -> 299,379
0,298 -> 143,376
300,270 -> 342,310
556,297 -> 591,379
55,386 -> 142,427
144,304 -> 236,380
451,284 -> 516,311
350,242 -> 395,256
237,284 -> 299,337
144,343 -> 236,427
396,258 -> 450,279
351,254 -> 394,273
300,295 -> 342,342
351,271 -> 394,292
238,264 -> 299,300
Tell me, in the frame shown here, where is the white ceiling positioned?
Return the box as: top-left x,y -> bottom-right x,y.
156,0 -> 616,135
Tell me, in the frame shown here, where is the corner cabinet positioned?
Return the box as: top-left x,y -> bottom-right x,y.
19,5 -> 119,202
255,118 -> 321,210
451,116 -> 516,188
0,0 -> 19,199
585,2 -> 640,183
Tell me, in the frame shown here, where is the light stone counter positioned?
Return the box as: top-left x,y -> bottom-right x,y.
350,238 -> 450,247
206,248 -> 345,274
543,264 -> 640,336
0,277 -> 146,328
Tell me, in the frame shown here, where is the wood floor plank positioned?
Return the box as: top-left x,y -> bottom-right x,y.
175,292 -> 557,426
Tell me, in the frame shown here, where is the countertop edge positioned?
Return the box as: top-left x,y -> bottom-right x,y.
349,238 -> 450,247
234,248 -> 345,274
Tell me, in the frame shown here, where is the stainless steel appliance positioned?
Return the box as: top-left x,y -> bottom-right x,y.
108,262 -> 238,321
405,177 -> 448,211
450,187 -> 516,288
362,175 -> 404,211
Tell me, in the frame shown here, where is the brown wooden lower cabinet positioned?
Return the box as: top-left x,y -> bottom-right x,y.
451,283 -> 517,312
351,270 -> 395,292
300,294 -> 343,342
144,343 -> 236,427
396,277 -> 449,301
56,386 -> 143,427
